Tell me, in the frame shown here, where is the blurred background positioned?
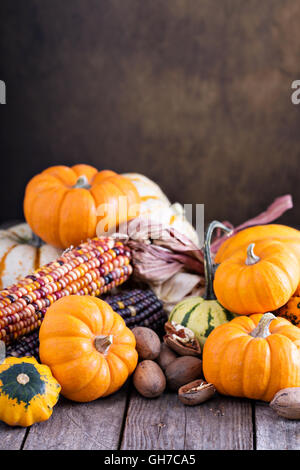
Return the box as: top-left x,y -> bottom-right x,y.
1,0 -> 300,226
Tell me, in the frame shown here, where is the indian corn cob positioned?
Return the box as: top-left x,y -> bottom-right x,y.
7,288 -> 167,360
6,330 -> 40,361
0,237 -> 132,344
104,288 -> 167,330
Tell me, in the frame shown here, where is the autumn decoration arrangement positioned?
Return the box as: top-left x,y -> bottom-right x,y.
0,164 -> 299,427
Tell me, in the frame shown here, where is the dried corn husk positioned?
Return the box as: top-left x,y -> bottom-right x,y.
210,194 -> 293,254
153,272 -> 205,312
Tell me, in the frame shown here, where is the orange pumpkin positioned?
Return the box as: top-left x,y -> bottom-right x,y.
293,284 -> 300,297
278,297 -> 300,327
215,224 -> 300,264
214,240 -> 300,315
278,280 -> 300,327
203,312 -> 300,402
24,164 -> 140,249
39,295 -> 138,402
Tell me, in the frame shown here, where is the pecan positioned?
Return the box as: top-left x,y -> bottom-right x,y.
178,379 -> 216,406
270,388 -> 300,420
164,321 -> 201,357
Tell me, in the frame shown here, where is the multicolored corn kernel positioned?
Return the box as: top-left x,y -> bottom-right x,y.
103,288 -> 167,333
0,237 -> 132,344
6,330 -> 40,361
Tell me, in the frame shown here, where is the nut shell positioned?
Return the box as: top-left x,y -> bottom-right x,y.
164,321 -> 201,357
178,379 -> 216,406
156,343 -> 177,371
132,327 -> 161,360
164,335 -> 201,357
270,387 -> 300,420
165,356 -> 203,391
133,360 -> 166,398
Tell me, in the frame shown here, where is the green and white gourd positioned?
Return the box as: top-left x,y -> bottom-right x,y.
169,221 -> 236,347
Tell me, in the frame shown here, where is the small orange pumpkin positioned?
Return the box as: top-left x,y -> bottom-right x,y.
215,224 -> 300,263
203,312 -> 300,402
293,283 -> 300,297
278,297 -> 300,327
277,281 -> 300,327
24,164 -> 140,249
214,239 -> 300,315
39,295 -> 138,402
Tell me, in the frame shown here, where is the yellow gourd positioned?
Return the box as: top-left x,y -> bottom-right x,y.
0,343 -> 60,427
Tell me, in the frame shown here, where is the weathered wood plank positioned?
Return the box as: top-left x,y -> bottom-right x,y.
0,422 -> 27,450
23,386 -> 128,450
255,401 -> 300,450
121,390 -> 186,450
184,394 -> 253,450
121,390 -> 254,450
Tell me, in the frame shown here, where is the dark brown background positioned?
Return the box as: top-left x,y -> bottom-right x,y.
1,0 -> 300,226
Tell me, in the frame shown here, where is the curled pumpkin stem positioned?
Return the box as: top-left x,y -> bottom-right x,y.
245,243 -> 260,266
250,312 -> 276,338
204,221 -> 232,301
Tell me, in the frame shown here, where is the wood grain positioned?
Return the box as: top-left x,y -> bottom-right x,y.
23,387 -> 128,450
0,421 -> 27,450
255,401 -> 300,450
121,390 -> 253,450
184,394 -> 253,450
1,393 -> 299,449
121,389 -> 186,450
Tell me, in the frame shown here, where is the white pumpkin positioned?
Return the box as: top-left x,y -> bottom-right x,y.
0,223 -> 61,288
123,173 -> 199,246
123,173 -> 170,205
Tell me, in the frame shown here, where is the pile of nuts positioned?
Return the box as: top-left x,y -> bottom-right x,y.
132,321 -> 216,406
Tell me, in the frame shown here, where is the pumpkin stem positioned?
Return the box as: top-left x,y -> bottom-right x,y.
203,221 -> 232,300
250,312 -> 276,338
29,232 -> 44,248
246,243 -> 260,265
2,229 -> 44,248
94,335 -> 113,354
73,175 -> 91,190
16,373 -> 30,385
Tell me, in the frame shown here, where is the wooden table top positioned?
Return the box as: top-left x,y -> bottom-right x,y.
1,383 -> 299,450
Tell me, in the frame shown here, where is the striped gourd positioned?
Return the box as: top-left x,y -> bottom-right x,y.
7,288 -> 167,360
169,221 -> 235,347
0,237 -> 132,344
169,296 -> 234,347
